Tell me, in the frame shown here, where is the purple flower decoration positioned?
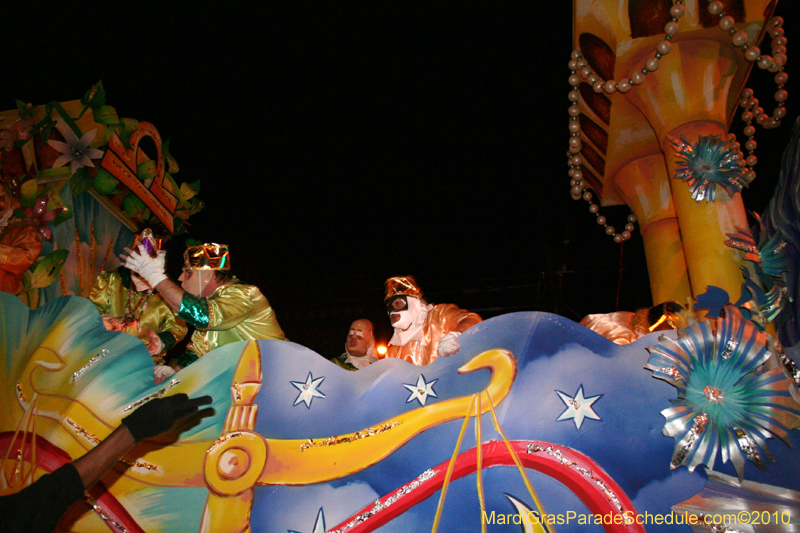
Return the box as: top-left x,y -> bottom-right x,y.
47,126 -> 105,175
669,134 -> 748,202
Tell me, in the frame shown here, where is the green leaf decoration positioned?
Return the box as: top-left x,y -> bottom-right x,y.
53,205 -> 73,226
30,103 -> 56,140
186,238 -> 203,247
70,168 -> 94,198
162,138 -> 180,173
38,120 -> 56,142
81,81 -> 106,108
44,192 -> 72,226
20,179 -> 38,206
15,99 -> 33,118
191,199 -> 205,216
178,181 -> 198,207
163,172 -> 179,197
122,194 -> 150,221
27,249 -> 69,290
92,105 -> 119,126
104,123 -> 120,144
172,216 -> 186,235
118,118 -> 139,150
17,272 -> 37,308
51,101 -> 82,139
137,160 -> 157,183
94,168 -> 119,195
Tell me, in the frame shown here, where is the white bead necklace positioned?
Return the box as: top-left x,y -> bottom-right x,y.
568,0 -> 789,243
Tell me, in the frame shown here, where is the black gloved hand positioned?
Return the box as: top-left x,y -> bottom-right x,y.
121,393 -> 213,442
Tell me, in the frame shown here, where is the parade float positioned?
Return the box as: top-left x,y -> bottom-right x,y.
2,0 -> 800,531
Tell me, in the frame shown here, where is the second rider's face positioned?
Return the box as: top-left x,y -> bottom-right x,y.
179,268 -> 212,297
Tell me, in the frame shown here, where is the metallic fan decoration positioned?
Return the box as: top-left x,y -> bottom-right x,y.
725,213 -> 792,324
669,134 -> 749,202
725,213 -> 789,279
645,305 -> 800,481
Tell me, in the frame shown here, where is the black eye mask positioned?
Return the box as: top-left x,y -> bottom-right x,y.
386,295 -> 409,312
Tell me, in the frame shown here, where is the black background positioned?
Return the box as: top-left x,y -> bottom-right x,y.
5,2 -> 798,357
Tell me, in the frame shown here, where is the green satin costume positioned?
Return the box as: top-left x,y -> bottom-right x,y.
177,280 -> 286,367
89,268 -> 188,364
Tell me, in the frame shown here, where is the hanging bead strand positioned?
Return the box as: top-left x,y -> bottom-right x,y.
567,0 -> 789,242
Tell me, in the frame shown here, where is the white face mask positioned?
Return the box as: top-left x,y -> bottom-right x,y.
390,297 -> 422,331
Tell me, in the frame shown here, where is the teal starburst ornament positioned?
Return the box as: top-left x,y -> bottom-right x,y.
725,213 -> 789,279
669,134 -> 749,202
645,306 -> 800,481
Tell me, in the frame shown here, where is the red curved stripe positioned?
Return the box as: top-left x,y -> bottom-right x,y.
329,440 -> 643,533
0,431 -> 145,533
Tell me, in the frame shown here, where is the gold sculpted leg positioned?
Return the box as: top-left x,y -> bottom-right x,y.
200,341 -> 263,533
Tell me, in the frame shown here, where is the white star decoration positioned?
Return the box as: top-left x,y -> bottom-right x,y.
289,507 -> 325,533
291,373 -> 326,409
556,385 -> 602,429
403,374 -> 438,406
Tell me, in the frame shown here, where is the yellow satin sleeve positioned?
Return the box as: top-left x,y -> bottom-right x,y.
186,282 -> 287,359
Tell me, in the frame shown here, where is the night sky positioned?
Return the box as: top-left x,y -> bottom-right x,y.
5,2 -> 798,356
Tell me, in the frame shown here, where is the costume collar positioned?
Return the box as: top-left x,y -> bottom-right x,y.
342,345 -> 378,369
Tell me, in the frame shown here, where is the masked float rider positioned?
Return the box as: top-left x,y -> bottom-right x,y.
121,242 -> 287,383
90,229 -> 187,366
334,318 -> 378,371
381,276 -> 482,366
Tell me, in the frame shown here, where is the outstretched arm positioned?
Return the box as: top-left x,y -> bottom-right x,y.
72,425 -> 135,489
0,394 -> 212,533
153,278 -> 185,313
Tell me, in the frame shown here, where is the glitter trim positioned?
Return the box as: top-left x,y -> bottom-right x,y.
207,432 -> 242,453
734,427 -> 764,470
698,515 -> 741,533
123,379 -> 180,412
15,382 -> 26,403
66,417 -> 100,445
86,496 -> 128,532
659,366 -> 682,380
71,349 -> 110,382
119,457 -> 160,472
327,469 -> 436,533
780,352 -> 800,388
671,414 -> 708,469
299,421 -> 401,452
720,339 -> 737,360
527,444 -> 625,513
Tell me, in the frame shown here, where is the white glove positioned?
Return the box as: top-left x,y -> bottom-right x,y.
437,331 -> 462,358
124,247 -> 167,288
153,365 -> 176,384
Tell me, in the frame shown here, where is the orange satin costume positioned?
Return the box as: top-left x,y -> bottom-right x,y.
0,223 -> 41,295
383,303 -> 482,366
579,312 -> 640,345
